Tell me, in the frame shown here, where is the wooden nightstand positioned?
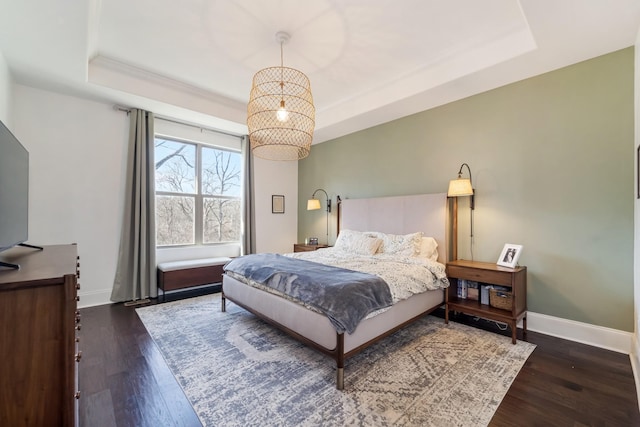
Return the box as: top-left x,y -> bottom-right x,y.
445,260 -> 527,344
293,244 -> 329,252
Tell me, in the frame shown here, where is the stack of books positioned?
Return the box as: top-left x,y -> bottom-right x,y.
457,280 -> 496,305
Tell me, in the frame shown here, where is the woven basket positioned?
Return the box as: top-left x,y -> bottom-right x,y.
489,288 -> 512,310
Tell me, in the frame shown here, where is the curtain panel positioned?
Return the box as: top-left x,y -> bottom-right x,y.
111,109 -> 157,302
241,135 -> 256,255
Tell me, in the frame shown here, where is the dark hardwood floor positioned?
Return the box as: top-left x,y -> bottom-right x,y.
78,291 -> 640,426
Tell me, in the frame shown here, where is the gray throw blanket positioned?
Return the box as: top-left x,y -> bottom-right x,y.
224,253 -> 392,334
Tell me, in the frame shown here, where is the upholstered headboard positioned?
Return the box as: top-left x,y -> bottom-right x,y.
339,193 -> 453,263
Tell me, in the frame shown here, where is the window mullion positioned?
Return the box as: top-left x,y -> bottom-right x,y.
194,144 -> 203,245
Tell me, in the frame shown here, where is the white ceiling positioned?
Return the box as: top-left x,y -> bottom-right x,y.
1,0 -> 639,143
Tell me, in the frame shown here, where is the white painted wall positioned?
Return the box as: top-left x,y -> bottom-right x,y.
10,83 -> 298,307
253,157 -> 298,254
0,51 -> 12,125
13,84 -> 129,307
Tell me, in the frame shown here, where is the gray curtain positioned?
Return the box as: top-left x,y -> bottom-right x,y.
241,135 -> 256,255
111,109 -> 157,302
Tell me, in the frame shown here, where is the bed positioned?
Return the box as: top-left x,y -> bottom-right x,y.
221,192 -> 455,389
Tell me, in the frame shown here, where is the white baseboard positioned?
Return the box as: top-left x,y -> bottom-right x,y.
524,311 -> 633,354
77,289 -> 113,309
631,335 -> 640,412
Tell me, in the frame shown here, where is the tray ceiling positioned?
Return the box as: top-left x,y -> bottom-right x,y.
1,0 -> 639,142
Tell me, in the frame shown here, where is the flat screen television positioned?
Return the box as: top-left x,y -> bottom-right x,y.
0,119 -> 29,258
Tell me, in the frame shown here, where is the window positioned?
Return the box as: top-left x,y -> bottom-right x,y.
154,137 -> 241,247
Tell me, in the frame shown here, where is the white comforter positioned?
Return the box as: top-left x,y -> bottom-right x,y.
286,248 -> 449,304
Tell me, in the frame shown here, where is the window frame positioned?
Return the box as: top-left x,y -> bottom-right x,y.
154,136 -> 242,248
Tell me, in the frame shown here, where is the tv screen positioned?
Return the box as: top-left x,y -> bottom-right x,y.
0,119 -> 29,253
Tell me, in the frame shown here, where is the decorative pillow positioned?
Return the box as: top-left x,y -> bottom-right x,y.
417,236 -> 439,262
334,230 -> 383,255
351,235 -> 383,255
374,231 -> 423,256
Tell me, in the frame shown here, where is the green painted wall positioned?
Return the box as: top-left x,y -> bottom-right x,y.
299,47 -> 634,331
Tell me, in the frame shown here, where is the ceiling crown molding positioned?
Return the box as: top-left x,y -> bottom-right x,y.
88,55 -> 247,125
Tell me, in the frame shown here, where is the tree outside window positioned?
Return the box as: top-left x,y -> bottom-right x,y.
154,138 -> 241,246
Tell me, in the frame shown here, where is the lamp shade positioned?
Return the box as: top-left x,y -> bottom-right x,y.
248,66 -> 315,161
448,178 -> 474,197
307,198 -> 321,210
248,32 -> 315,161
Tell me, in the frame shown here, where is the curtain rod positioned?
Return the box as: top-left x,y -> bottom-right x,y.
113,104 -> 243,139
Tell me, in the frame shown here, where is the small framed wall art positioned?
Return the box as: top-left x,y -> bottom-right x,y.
272,195 -> 285,214
497,243 -> 523,268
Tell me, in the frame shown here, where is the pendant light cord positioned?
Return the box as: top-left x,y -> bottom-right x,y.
280,40 -> 284,99
280,39 -> 284,68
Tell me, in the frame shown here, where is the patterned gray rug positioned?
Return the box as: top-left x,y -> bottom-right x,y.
136,293 -> 535,427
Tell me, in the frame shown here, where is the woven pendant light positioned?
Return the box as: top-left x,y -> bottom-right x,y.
247,31 -> 315,161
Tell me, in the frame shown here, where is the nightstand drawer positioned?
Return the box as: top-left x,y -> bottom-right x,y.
293,244 -> 328,252
446,265 -> 513,286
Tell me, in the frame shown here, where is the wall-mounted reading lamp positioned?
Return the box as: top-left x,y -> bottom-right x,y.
307,188 -> 331,245
448,163 -> 475,259
447,163 -> 474,209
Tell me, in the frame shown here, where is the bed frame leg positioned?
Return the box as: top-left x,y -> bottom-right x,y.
221,291 -> 226,312
336,333 -> 345,390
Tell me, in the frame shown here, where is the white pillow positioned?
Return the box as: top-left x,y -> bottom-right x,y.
334,229 -> 359,250
374,231 -> 423,256
334,229 -> 383,255
351,235 -> 383,255
418,236 -> 439,262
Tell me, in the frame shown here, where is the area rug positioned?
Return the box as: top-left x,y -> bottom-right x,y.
136,294 -> 535,426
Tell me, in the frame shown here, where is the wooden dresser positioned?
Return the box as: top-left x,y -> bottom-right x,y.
0,244 -> 80,426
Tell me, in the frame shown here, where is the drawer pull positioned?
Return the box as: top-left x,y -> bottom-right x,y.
75,324 -> 81,331
75,391 -> 81,399
75,351 -> 82,362
76,282 -> 81,290
76,295 -> 80,302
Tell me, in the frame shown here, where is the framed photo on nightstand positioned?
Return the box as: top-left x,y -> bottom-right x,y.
497,243 -> 523,268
